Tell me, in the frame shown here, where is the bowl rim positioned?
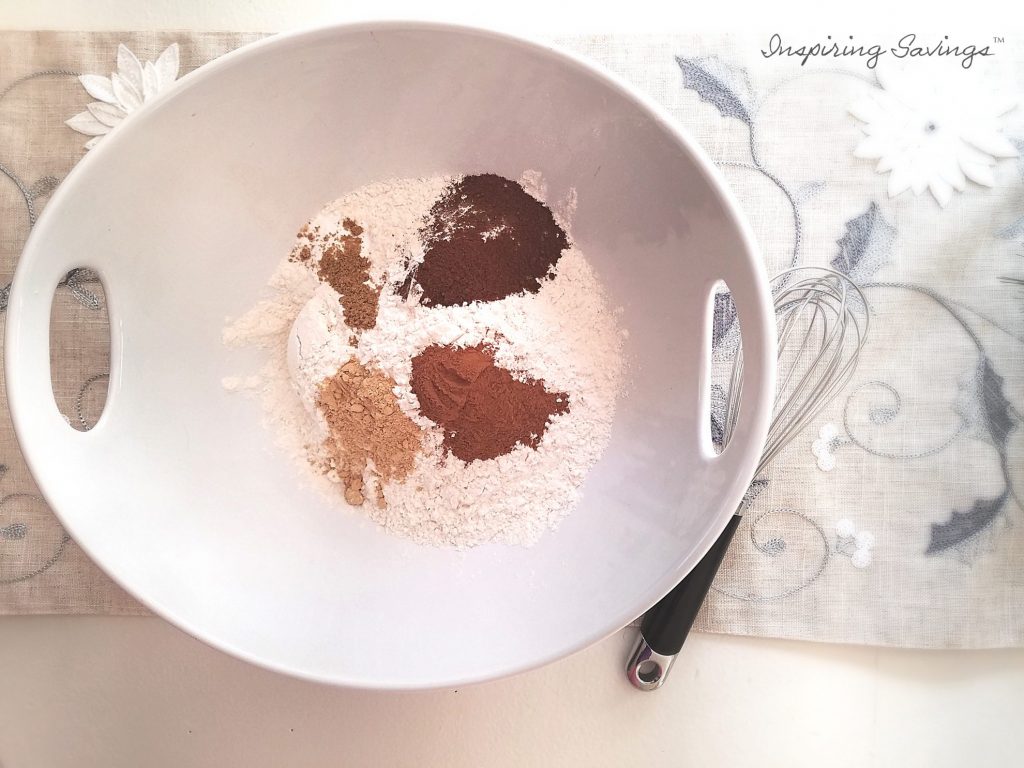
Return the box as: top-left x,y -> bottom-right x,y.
6,19 -> 775,689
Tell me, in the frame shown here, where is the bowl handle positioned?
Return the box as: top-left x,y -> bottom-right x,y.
706,250 -> 776,472
5,249 -> 112,448
626,239 -> 776,692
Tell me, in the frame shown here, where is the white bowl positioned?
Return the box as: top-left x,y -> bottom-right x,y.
6,23 -> 775,688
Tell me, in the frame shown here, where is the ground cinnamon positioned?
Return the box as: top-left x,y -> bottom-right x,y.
410,344 -> 569,462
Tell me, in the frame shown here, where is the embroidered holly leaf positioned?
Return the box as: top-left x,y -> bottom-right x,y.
712,291 -> 737,351
676,55 -> 755,125
997,216 -> 1024,240
793,180 -> 827,205
28,175 -> 60,199
979,359 -> 1017,454
955,358 -> 1018,456
831,202 -> 896,282
926,489 -> 1009,554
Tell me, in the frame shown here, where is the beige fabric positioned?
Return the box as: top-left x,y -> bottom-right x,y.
1,31 -> 1022,648
0,31 -> 262,614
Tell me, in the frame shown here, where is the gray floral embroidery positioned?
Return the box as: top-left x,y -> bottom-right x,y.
677,56 -> 812,360
831,202 -> 896,282
0,67 -> 106,586
927,490 -> 1011,555
711,508 -> 831,602
0,523 -> 28,540
678,47 -> 1023,573
997,216 -> 1024,241
792,179 -> 827,205
676,55 -> 755,125
838,283 -> 1021,555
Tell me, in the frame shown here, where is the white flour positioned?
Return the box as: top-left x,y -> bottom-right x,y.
224,173 -> 625,548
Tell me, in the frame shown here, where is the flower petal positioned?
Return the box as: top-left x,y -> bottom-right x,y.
86,101 -> 125,128
851,548 -> 873,568
78,74 -> 117,104
111,72 -> 142,113
853,136 -> 888,160
142,61 -> 158,101
849,96 -> 884,124
117,43 -> 144,95
936,155 -> 967,191
84,136 -> 103,150
929,179 -> 953,207
155,43 -> 181,89
962,129 -> 1019,159
65,111 -> 111,136
962,161 -> 995,187
887,165 -> 914,197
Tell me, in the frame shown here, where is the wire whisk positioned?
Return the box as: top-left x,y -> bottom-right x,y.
725,266 -> 870,479
627,266 -> 869,690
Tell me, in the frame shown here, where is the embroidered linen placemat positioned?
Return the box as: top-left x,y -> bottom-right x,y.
2,30 -> 1022,648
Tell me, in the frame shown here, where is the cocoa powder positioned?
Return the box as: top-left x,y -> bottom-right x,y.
402,174 -> 569,306
318,359 -> 422,506
410,344 -> 569,462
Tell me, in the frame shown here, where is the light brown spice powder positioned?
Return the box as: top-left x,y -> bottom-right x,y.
291,218 -> 380,330
317,358 -> 422,506
317,218 -> 380,330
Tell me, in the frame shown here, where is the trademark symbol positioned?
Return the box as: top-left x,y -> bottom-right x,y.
994,36 -> 1005,43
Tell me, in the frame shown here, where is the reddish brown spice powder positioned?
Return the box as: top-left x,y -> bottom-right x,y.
410,344 -> 569,462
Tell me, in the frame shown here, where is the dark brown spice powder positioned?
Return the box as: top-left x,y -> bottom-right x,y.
401,174 -> 569,306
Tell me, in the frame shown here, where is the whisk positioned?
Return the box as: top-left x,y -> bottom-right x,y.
626,266 -> 869,691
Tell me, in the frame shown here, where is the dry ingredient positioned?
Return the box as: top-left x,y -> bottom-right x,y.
318,359 -> 422,505
292,217 -> 379,330
400,174 -> 569,306
224,171 -> 625,548
411,344 -> 568,462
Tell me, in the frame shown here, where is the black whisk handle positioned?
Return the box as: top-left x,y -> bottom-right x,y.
626,513 -> 742,690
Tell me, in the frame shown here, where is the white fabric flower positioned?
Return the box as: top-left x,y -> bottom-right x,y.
851,548 -> 873,569
836,519 -> 876,569
836,518 -> 857,538
811,423 -> 840,472
855,531 -> 876,550
66,43 -> 181,150
849,64 -> 1018,207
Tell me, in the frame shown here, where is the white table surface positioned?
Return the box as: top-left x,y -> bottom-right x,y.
1,2 -> 1021,766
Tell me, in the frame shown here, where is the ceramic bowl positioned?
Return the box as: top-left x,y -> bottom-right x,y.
6,23 -> 775,688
